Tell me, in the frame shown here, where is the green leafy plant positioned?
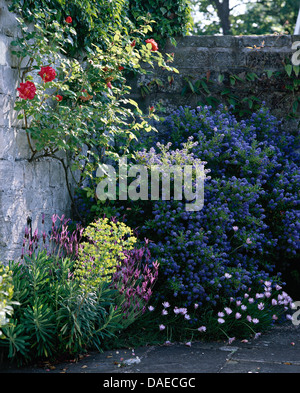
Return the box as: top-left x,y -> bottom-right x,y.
74,218 -> 137,288
0,265 -> 17,338
11,9 -> 178,222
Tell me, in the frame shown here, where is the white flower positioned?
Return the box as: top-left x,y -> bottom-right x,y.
148,305 -> 155,312
224,273 -> 232,279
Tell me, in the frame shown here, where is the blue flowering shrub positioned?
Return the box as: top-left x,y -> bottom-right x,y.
76,104 -> 299,341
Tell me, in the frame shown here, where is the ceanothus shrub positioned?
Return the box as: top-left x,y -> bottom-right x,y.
133,104 -> 299,308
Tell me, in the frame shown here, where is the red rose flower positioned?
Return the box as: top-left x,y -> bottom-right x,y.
17,81 -> 36,100
145,38 -> 158,51
149,105 -> 154,112
130,40 -> 136,47
55,95 -> 63,102
38,66 -> 56,83
65,16 -> 72,23
118,65 -> 124,71
107,82 -> 112,89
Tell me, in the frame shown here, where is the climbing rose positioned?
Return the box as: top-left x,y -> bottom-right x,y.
130,40 -> 136,47
17,81 -> 36,100
65,16 -> 72,23
145,38 -> 158,51
38,66 -> 56,83
55,95 -> 63,102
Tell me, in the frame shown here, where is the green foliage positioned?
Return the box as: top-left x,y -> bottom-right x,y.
182,60 -> 300,119
192,0 -> 298,36
128,0 -> 193,44
0,265 -> 17,337
11,8 -> 178,222
0,252 -> 129,364
75,218 -> 137,288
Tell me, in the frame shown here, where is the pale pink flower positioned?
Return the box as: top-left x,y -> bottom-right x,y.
257,302 -> 264,310
159,324 -> 165,331
198,326 -> 206,332
235,312 -> 242,319
218,318 -> 225,324
228,337 -> 235,344
162,301 -> 170,308
252,318 -> 259,324
224,307 -> 232,315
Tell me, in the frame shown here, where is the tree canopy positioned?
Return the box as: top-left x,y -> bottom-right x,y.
192,0 -> 299,35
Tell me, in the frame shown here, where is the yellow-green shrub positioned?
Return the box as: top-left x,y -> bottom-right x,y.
74,218 -> 137,288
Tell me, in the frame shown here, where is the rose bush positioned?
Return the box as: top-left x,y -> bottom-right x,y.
12,10 -> 178,222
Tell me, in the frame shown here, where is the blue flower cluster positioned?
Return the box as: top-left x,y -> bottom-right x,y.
135,104 -> 299,307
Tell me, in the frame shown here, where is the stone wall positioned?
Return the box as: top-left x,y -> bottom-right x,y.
130,34 -> 300,130
0,0 -> 71,263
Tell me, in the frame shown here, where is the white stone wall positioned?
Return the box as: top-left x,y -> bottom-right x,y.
0,0 -> 71,263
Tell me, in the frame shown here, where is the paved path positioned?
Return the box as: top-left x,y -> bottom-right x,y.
1,323 -> 300,374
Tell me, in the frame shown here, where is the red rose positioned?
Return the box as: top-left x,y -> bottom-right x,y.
130,40 -> 136,47
145,38 -> 158,51
55,95 -> 63,102
17,81 -> 36,100
65,16 -> 72,23
38,66 -> 56,83
149,105 -> 154,112
118,66 -> 124,71
107,82 -> 112,89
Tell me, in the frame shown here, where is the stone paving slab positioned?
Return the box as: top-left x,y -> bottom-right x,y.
1,323 -> 299,375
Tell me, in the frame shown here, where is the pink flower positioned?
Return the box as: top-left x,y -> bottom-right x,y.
218,318 -> 225,324
162,301 -> 170,308
246,238 -> 252,244
224,307 -> 232,315
197,326 -> 206,332
235,312 -> 242,319
252,318 -> 259,324
159,324 -> 165,331
228,337 -> 235,344
232,226 -> 239,231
